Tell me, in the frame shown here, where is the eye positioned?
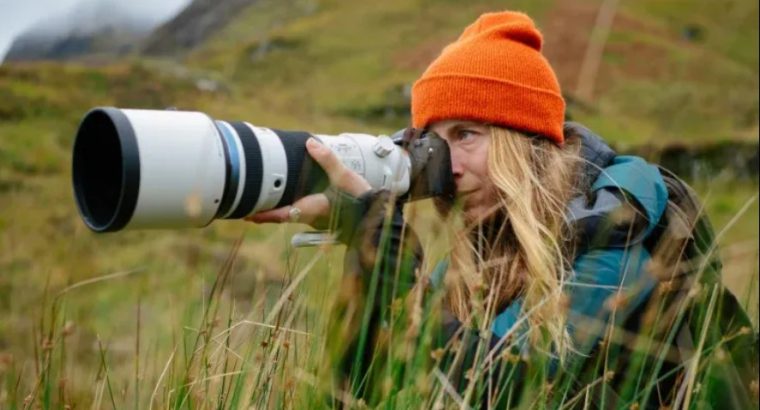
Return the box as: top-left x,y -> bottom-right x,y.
455,129 -> 477,142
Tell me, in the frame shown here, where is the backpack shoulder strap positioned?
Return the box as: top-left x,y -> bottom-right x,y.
643,165 -> 721,282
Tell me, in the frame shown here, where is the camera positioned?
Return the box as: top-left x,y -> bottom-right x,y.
72,107 -> 455,232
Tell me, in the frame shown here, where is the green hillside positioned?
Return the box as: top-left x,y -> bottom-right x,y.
0,0 -> 757,407
181,0 -> 758,145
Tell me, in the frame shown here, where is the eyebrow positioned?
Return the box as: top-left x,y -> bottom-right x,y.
447,122 -> 484,135
431,121 -> 486,141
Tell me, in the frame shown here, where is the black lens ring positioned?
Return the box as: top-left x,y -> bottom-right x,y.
72,107 -> 141,232
272,130 -> 314,208
227,122 -> 263,219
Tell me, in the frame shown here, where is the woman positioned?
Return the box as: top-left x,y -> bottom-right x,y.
249,11 -> 757,409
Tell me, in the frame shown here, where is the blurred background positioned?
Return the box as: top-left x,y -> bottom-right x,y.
0,0 -> 757,407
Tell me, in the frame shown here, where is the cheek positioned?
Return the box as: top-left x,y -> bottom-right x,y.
473,162 -> 498,204
472,162 -> 489,182
468,154 -> 491,188
471,141 -> 491,182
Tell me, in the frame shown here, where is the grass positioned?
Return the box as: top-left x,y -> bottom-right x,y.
0,0 -> 758,407
569,0 -> 758,147
0,148 -> 756,408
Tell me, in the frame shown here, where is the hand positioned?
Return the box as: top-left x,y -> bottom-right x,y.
245,137 -> 372,226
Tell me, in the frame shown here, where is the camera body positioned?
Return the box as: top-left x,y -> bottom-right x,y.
72,107 -> 454,232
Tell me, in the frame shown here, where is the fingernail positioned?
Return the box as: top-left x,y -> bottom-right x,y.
306,137 -> 324,152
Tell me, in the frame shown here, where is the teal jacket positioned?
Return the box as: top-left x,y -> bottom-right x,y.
492,154 -> 667,349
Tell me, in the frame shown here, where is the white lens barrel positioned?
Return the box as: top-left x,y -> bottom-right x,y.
73,108 -> 229,231
124,109 -> 227,229
315,133 -> 411,195
72,107 -> 413,232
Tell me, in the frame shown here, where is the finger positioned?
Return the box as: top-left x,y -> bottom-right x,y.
290,193 -> 330,226
245,207 -> 290,224
306,138 -> 371,197
245,194 -> 330,226
306,137 -> 344,177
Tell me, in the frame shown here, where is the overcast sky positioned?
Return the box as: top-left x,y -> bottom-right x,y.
0,0 -> 189,61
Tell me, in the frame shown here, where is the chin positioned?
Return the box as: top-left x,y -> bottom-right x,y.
463,208 -> 487,225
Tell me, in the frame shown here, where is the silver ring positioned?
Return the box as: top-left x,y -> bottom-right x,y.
288,206 -> 302,222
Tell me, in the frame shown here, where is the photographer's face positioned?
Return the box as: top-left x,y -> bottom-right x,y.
428,120 -> 498,224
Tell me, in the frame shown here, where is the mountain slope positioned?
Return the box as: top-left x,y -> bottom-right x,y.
141,0 -> 259,56
5,28 -> 148,62
4,0 -> 187,62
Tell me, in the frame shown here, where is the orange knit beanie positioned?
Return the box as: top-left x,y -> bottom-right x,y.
411,11 -> 565,144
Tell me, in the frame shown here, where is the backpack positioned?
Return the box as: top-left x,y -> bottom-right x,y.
630,166 -> 759,409
557,157 -> 758,409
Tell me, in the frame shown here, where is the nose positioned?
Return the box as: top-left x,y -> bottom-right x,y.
449,149 -> 464,180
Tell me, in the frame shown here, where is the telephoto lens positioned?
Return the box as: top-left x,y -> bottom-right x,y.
72,107 -> 454,232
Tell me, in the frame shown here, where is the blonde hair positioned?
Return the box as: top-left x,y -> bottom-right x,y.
442,126 -> 584,357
